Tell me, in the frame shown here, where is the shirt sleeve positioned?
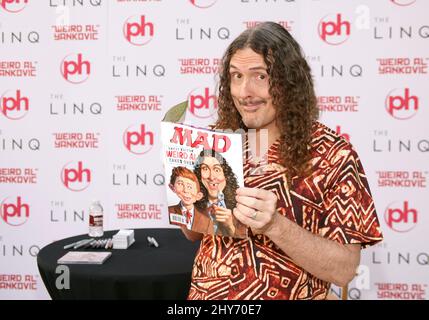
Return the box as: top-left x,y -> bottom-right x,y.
319,144 -> 383,248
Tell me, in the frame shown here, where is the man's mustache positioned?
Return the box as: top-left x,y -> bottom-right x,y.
237,98 -> 267,106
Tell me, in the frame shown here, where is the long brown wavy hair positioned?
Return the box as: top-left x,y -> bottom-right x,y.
215,22 -> 319,178
193,149 -> 239,212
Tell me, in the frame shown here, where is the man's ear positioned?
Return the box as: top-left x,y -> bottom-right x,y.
196,191 -> 203,201
169,183 -> 175,192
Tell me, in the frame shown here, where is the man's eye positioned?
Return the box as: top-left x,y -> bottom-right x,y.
257,74 -> 267,80
231,73 -> 242,79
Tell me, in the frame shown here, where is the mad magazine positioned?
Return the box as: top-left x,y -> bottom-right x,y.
161,122 -> 248,239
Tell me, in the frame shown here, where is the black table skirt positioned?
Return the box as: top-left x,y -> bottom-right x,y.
37,228 -> 200,300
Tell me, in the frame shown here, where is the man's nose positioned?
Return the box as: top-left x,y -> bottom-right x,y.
208,170 -> 215,179
237,78 -> 253,99
208,169 -> 217,180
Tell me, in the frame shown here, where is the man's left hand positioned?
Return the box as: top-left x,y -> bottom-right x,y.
233,187 -> 278,234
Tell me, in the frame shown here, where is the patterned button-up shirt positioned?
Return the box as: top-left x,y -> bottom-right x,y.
188,122 -> 383,300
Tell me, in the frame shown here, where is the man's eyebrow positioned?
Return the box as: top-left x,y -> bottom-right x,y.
229,64 -> 267,72
201,163 -> 222,169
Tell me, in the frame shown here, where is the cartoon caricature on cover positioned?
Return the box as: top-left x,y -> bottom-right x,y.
161,122 -> 248,239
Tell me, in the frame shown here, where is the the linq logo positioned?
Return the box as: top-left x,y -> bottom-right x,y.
124,15 -> 154,46
61,161 -> 91,191
123,124 -> 154,155
386,88 -> 419,120
189,0 -> 218,9
1,90 -> 29,120
61,53 -> 91,84
391,0 -> 417,6
0,0 -> 28,13
318,13 -> 351,45
385,201 -> 418,233
0,196 -> 30,226
188,87 -> 218,119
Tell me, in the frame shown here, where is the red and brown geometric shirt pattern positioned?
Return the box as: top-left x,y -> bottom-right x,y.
188,121 -> 383,300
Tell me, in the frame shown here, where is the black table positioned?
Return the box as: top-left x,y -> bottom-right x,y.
37,228 -> 200,300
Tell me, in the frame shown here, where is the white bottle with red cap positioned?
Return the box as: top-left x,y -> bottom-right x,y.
89,200 -> 104,237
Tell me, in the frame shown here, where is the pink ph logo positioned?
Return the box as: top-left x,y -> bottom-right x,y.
335,125 -> 350,142
1,90 -> 29,120
0,196 -> 30,226
386,88 -> 419,120
385,201 -> 418,233
61,161 -> 91,191
390,0 -> 417,6
188,87 -> 218,119
61,53 -> 91,84
189,0 -> 218,9
123,124 -> 154,155
124,15 -> 155,46
318,13 -> 351,45
0,0 -> 28,13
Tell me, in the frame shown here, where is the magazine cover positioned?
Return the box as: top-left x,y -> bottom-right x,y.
161,121 -> 248,239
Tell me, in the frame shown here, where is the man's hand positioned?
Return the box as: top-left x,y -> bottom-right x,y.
233,187 -> 278,234
233,188 -> 360,287
214,205 -> 235,235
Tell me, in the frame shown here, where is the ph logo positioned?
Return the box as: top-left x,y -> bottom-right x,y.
61,53 -> 91,84
0,0 -> 28,13
124,15 -> 154,46
318,13 -> 351,45
188,87 -> 218,119
61,161 -> 91,191
391,0 -> 417,6
385,201 -> 418,233
189,0 -> 218,9
386,88 -> 419,120
123,124 -> 154,155
0,196 -> 30,226
336,125 -> 350,142
1,90 -> 29,120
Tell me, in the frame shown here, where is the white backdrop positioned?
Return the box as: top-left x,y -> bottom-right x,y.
0,0 -> 427,300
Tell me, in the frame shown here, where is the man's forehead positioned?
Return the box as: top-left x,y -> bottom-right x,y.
230,48 -> 266,69
176,176 -> 196,184
202,156 -> 221,166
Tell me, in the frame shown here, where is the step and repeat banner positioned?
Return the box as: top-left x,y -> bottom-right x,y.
0,0 -> 427,300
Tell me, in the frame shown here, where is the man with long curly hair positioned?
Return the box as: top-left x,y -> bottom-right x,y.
187,22 -> 383,300
192,149 -> 247,238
